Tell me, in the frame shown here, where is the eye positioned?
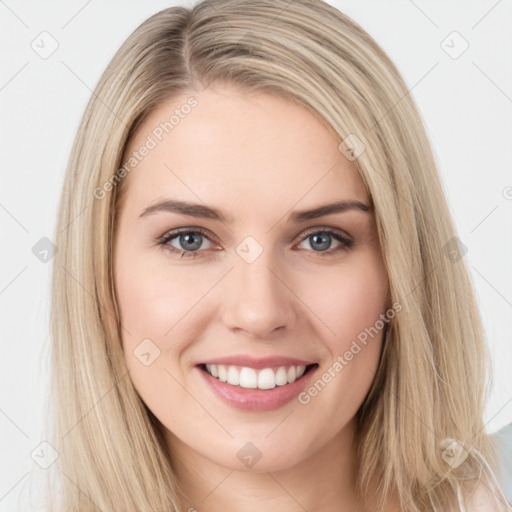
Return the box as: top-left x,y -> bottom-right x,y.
157,226 -> 354,259
158,227 -> 216,259
295,227 -> 353,257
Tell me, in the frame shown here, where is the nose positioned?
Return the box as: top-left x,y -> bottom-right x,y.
220,251 -> 299,340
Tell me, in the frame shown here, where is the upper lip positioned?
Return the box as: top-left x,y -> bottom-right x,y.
198,355 -> 317,369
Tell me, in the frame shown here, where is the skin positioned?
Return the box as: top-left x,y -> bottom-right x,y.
113,83 -> 394,511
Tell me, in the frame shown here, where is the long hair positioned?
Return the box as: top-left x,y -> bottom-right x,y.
45,1 -> 505,510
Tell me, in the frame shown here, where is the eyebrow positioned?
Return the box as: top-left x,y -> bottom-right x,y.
139,198 -> 372,223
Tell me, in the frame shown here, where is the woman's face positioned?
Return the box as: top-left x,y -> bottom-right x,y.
113,83 -> 389,473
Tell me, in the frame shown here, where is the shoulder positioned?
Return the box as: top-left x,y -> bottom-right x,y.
443,429 -> 512,512
492,423 -> 512,504
459,426 -> 512,512
460,478 -> 512,511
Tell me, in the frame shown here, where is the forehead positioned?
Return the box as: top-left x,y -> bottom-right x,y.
121,84 -> 369,217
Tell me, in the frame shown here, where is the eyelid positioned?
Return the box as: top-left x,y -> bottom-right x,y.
158,226 -> 218,245
298,225 -> 353,244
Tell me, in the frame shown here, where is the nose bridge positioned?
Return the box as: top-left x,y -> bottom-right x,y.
220,236 -> 297,338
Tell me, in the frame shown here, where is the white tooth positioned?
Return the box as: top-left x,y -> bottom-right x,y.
296,365 -> 306,378
210,364 -> 219,378
258,368 -> 276,389
227,366 -> 240,385
287,366 -> 297,383
206,364 -> 212,374
275,366 -> 288,386
239,367 -> 258,388
218,365 -> 228,382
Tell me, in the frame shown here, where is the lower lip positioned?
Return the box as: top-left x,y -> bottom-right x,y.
197,365 -> 318,412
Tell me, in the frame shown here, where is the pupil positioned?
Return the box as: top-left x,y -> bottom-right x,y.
181,233 -> 201,250
311,233 -> 331,251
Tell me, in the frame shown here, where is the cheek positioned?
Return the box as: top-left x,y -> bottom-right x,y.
114,243 -> 222,405
312,251 -> 389,345
114,242 -> 209,339
301,251 -> 388,416
303,249 -> 389,404
114,246 -> 203,420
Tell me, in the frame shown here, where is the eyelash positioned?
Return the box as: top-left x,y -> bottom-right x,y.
157,226 -> 354,259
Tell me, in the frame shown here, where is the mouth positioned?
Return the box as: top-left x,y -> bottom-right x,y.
197,362 -> 319,390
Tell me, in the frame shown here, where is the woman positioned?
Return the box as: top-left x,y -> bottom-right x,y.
47,0 -> 512,510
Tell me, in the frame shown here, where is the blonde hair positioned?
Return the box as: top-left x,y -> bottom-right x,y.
45,1 -> 509,510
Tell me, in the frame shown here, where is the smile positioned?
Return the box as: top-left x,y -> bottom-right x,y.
197,362 -> 319,411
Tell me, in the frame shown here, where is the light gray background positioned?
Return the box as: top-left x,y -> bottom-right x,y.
1,1 -> 511,510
